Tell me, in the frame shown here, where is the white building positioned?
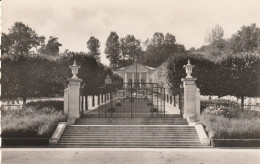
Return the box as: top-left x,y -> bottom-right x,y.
114,63 -> 156,84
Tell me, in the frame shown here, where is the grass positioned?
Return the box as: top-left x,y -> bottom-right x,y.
201,106 -> 260,139
1,106 -> 66,138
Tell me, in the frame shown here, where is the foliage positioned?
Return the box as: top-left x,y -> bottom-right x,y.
150,107 -> 158,112
1,107 -> 66,138
1,54 -> 64,104
142,32 -> 182,67
1,22 -> 45,55
115,102 -> 122,106
205,24 -> 224,44
167,54 -> 216,96
26,100 -> 64,111
200,99 -> 240,112
58,52 -> 122,95
120,35 -> 142,61
1,52 -> 122,103
105,32 -> 121,69
166,52 -> 260,104
87,36 -> 101,61
216,53 -> 260,105
38,36 -> 62,58
107,107 -> 115,113
229,23 -> 260,53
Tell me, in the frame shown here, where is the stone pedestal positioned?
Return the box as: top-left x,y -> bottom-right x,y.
182,78 -> 199,122
68,78 -> 82,119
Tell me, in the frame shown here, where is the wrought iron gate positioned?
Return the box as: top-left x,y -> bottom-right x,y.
97,82 -> 165,118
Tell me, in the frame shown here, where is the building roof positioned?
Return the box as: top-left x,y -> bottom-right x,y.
116,63 -> 156,72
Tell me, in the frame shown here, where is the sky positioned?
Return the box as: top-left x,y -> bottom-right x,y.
2,0 -> 260,65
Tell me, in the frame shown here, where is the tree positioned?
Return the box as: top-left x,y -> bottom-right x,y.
105,32 -> 121,69
87,36 -> 101,61
229,24 -> 260,53
1,54 -> 62,104
164,33 -> 176,45
205,24 -> 224,44
120,35 -> 142,61
151,32 -> 164,47
2,22 -> 45,55
1,33 -> 12,54
38,36 -> 62,58
217,53 -> 260,106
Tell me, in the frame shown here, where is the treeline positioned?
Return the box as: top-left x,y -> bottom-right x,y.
166,52 -> 260,106
194,24 -> 260,57
105,32 -> 187,69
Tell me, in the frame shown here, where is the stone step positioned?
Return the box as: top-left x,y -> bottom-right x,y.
82,114 -> 182,118
60,136 -> 199,139
51,144 -> 208,148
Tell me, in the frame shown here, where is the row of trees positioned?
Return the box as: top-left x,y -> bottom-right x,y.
166,53 -> 260,106
1,22 -> 122,104
1,53 -> 122,104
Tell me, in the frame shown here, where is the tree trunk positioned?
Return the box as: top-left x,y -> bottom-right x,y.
241,96 -> 244,109
22,97 -> 27,106
173,95 -> 176,107
85,96 -> 88,110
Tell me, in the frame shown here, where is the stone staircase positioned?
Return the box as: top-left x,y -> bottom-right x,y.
52,117 -> 209,148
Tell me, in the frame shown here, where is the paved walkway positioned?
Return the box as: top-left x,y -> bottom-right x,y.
1,148 -> 260,164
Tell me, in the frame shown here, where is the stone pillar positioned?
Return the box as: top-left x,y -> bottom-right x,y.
68,78 -> 82,120
182,78 -> 197,121
196,87 -> 201,119
64,86 -> 69,116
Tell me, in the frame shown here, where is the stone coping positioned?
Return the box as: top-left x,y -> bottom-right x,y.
49,122 -> 67,144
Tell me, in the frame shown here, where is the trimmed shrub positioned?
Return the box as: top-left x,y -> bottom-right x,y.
108,107 -> 115,113
150,107 -> 158,112
27,100 -> 64,111
115,102 -> 122,106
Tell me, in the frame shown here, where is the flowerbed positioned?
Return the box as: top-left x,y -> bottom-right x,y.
200,99 -> 239,112
1,107 -> 66,139
201,106 -> 260,146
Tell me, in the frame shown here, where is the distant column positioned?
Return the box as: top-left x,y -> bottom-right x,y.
124,73 -> 127,83
139,72 -> 142,87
